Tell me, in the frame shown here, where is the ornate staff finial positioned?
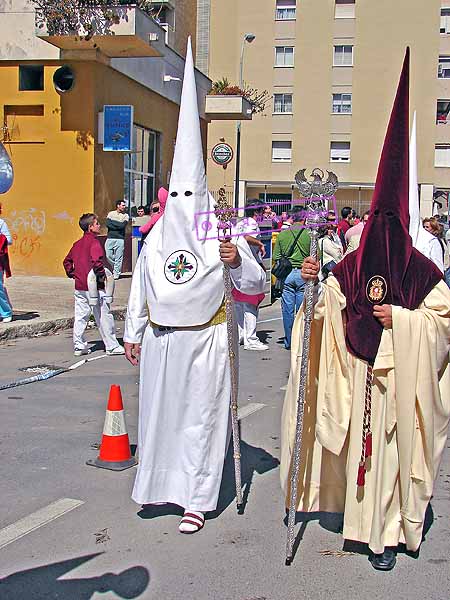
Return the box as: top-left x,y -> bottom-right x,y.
214,187 -> 236,240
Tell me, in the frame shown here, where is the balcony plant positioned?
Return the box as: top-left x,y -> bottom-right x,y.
209,78 -> 270,115
32,1 -> 157,40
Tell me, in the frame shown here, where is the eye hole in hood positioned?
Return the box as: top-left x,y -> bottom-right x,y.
184,190 -> 193,196
170,191 -> 178,197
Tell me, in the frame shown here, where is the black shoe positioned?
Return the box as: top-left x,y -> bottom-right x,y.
370,548 -> 396,571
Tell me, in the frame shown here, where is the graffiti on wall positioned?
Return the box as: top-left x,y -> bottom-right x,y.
8,208 -> 46,259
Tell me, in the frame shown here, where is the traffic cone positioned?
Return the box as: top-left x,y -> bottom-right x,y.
86,385 -> 137,471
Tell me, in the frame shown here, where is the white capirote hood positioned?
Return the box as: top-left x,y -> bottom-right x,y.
144,37 -> 224,326
409,112 -> 442,271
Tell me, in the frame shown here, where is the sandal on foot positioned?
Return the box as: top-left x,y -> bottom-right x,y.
179,511 -> 204,534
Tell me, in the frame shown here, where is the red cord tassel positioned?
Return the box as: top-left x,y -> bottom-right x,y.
357,464 -> 366,487
365,432 -> 372,458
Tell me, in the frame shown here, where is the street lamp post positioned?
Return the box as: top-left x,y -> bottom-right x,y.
234,33 -> 256,209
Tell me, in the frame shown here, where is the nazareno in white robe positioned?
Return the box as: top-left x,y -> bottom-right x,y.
124,235 -> 266,512
280,275 -> 450,554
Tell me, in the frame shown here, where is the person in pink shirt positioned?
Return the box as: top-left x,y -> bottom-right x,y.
139,187 -> 168,239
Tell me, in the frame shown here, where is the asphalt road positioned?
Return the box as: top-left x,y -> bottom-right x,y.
0,303 -> 449,600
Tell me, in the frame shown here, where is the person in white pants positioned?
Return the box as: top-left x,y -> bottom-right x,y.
234,300 -> 259,346
73,289 -> 119,354
63,213 -> 125,357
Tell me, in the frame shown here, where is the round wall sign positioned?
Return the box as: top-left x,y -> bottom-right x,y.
211,143 -> 234,167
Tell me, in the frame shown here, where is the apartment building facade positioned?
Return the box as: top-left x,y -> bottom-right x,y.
0,0 -> 209,276
201,0 -> 450,217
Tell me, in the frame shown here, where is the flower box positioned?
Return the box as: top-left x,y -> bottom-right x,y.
205,95 -> 253,121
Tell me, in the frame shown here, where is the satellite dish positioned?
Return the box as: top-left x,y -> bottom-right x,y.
0,143 -> 13,194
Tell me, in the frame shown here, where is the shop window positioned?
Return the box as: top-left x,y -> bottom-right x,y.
330,141 -> 350,162
19,65 -> 44,91
124,125 -> 158,214
272,141 -> 292,162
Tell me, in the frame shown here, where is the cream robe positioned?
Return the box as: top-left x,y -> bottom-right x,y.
125,237 -> 266,512
280,275 -> 450,554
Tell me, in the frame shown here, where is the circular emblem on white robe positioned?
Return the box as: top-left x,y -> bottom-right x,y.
164,250 -> 198,284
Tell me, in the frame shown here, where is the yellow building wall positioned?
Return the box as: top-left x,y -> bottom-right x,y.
0,59 -> 207,276
0,63 -> 94,277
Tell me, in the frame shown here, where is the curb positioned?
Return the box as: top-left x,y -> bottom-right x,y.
0,308 -> 127,343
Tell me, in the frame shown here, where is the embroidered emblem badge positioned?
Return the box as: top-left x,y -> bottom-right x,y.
366,275 -> 387,304
164,250 -> 198,284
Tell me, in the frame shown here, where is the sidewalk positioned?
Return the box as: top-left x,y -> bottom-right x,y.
0,275 -> 131,342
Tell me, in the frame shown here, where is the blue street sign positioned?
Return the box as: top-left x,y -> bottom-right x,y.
103,105 -> 133,151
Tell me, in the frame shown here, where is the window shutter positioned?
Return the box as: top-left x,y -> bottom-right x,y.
272,141 -> 292,161
335,3 -> 355,18
435,146 -> 450,167
330,142 -> 351,161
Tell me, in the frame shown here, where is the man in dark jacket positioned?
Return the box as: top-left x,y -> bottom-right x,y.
105,199 -> 129,279
63,213 -> 124,356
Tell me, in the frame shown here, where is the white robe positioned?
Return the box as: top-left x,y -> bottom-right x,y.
124,237 -> 266,511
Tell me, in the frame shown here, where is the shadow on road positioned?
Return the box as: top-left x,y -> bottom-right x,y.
137,441 -> 279,522
210,440 -> 279,519
285,501 -> 436,563
0,553 -> 150,600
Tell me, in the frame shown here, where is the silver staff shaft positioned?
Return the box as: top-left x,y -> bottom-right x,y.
223,263 -> 243,508
285,229 -> 319,565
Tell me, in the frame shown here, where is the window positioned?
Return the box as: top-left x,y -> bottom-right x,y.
4,105 -> 45,142
275,46 -> 294,67
333,45 -> 353,67
274,94 -> 293,113
124,125 -> 158,214
438,56 -> 450,78
272,141 -> 292,162
435,145 -> 450,167
275,0 -> 296,20
332,93 -> 352,113
335,0 -> 355,19
330,141 -> 350,162
19,65 -> 44,91
441,8 -> 450,33
437,100 -> 450,124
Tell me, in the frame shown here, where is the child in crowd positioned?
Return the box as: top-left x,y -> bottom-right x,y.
63,213 -> 124,357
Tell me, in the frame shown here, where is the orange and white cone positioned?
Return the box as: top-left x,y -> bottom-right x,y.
86,385 -> 137,471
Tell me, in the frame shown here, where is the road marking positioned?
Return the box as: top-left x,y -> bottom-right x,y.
257,317 -> 283,324
238,402 -> 266,420
0,498 -> 84,550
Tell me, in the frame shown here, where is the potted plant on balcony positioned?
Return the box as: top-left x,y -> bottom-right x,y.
205,77 -> 270,121
33,0 -> 156,40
